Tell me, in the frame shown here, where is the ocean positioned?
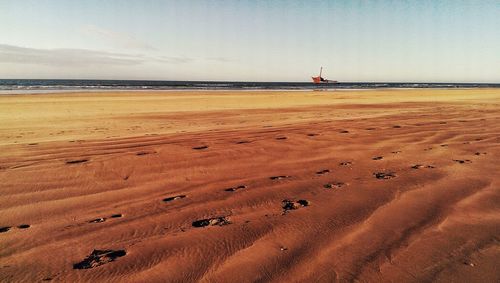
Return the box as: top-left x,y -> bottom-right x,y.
0,79 -> 499,93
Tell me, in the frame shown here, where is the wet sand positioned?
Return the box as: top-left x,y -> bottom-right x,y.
0,89 -> 499,282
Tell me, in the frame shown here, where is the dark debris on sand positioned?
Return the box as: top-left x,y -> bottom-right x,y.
136,151 -> 156,156
89,218 -> 106,223
453,159 -> 472,164
73,249 -> 126,269
65,159 -> 89,164
282,199 -> 310,212
324,182 -> 345,189
373,172 -> 396,179
411,164 -> 435,169
0,226 -> 11,233
316,169 -> 330,175
270,175 -> 291,180
163,195 -> 187,202
192,145 -> 208,150
225,185 -> 247,192
192,216 -> 231,228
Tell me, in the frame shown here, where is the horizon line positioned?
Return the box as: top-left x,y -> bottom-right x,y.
1,78 -> 500,85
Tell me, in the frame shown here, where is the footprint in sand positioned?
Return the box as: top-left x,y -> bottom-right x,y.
276,137 -> 287,140
339,161 -> 353,166
17,224 -> 30,229
282,199 -> 310,212
365,128 -> 376,130
163,195 -> 187,202
270,175 -> 291,180
474,152 -> 487,156
373,172 -> 396,179
225,185 -> 247,192
324,182 -> 345,189
307,133 -> 317,137
316,169 -> 330,175
391,151 -> 402,154
192,216 -> 231,227
65,159 -> 89,164
393,125 -> 402,128
193,145 -> 209,150
236,140 -> 251,144
372,156 -> 383,160
339,130 -> 350,134
110,214 -> 122,218
73,249 -> 126,269
453,159 -> 472,164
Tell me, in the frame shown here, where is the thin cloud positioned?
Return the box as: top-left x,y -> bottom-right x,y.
156,55 -> 194,64
0,44 -> 193,67
0,44 -> 143,66
206,56 -> 233,62
81,24 -> 156,50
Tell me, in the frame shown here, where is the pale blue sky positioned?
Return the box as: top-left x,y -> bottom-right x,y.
1,0 -> 499,82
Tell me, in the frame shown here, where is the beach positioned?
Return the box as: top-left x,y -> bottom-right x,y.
0,88 -> 499,282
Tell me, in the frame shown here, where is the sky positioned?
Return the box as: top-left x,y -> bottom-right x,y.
0,0 -> 499,82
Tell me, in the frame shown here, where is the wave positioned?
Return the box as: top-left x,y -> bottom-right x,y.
0,79 -> 499,92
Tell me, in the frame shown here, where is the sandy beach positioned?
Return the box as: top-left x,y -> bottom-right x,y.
0,89 -> 499,282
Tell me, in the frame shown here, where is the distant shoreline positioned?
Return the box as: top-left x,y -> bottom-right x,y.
1,79 -> 499,94
1,87 -> 498,95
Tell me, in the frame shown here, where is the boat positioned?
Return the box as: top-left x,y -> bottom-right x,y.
311,67 -> 337,84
